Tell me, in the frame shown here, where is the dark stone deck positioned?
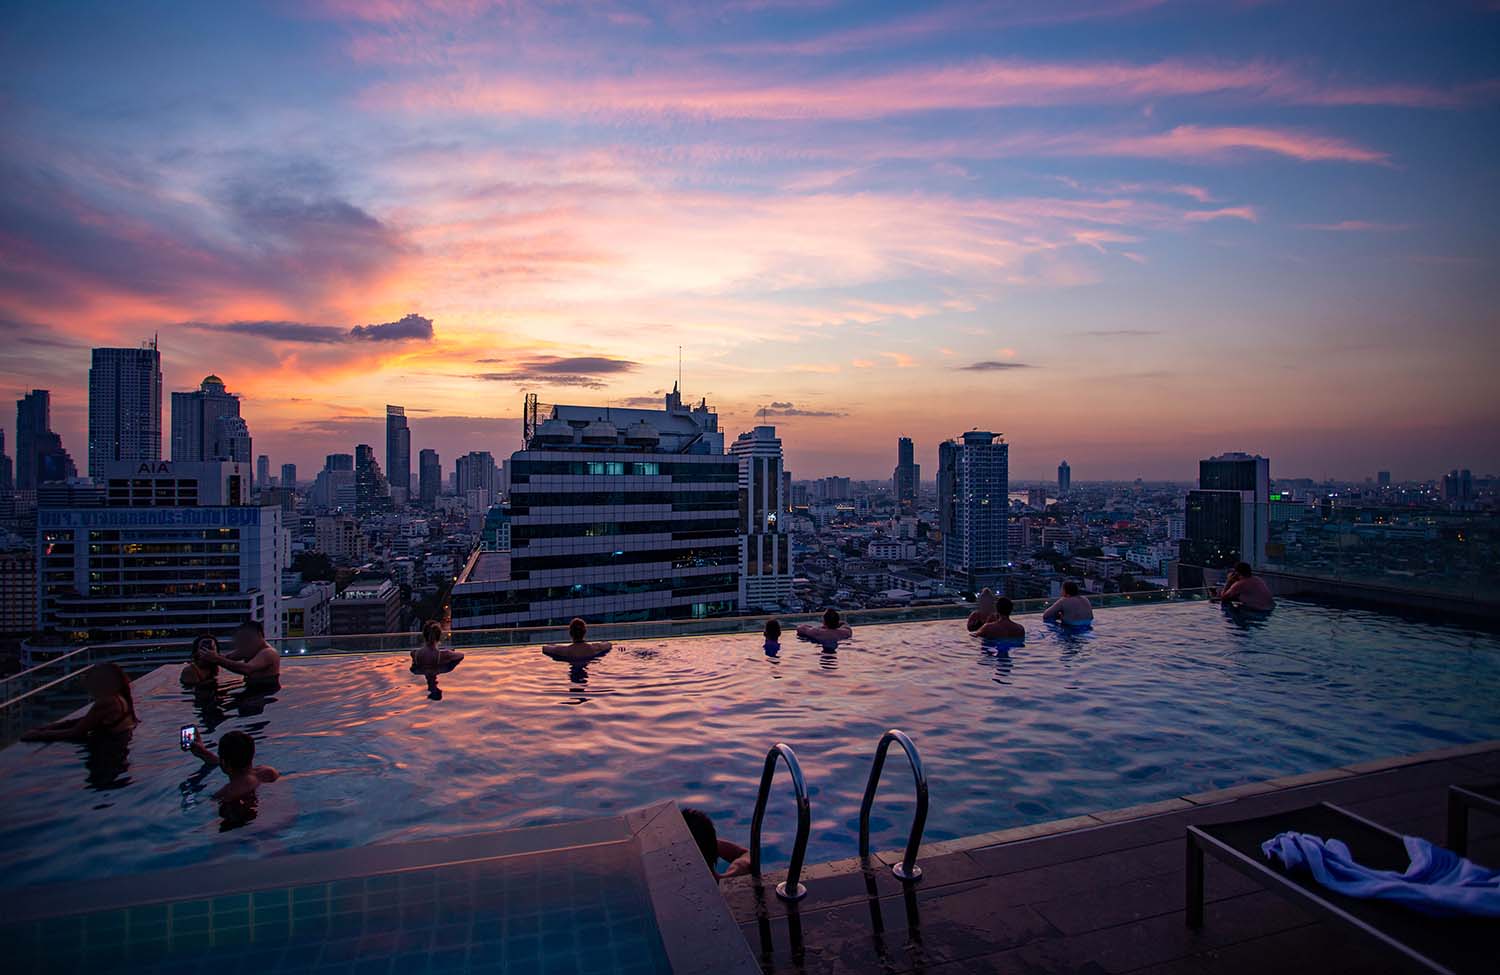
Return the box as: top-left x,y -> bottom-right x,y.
722,744 -> 1500,974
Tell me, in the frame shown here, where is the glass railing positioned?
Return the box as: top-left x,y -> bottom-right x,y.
1263,504 -> 1494,602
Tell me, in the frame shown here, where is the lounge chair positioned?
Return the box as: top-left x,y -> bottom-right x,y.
1185,801 -> 1495,975
1447,783 -> 1500,858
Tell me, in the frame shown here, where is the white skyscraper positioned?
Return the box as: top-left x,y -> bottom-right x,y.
937,430 -> 1010,584
731,425 -> 793,610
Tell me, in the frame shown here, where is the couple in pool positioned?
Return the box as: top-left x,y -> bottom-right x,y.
966,581 -> 1096,644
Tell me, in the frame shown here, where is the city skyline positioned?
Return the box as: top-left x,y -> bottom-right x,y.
3,2 -> 1498,480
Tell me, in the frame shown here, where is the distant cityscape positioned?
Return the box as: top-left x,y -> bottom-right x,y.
0,339 -> 1493,656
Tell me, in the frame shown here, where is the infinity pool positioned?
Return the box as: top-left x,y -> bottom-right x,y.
4,600 -> 1499,890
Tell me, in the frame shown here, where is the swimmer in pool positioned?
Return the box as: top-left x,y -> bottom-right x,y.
966,588 -> 998,633
180,634 -> 221,687
1214,562 -> 1276,612
22,663 -> 138,741
763,618 -> 782,656
543,617 -> 612,662
1042,581 -> 1094,626
411,620 -> 465,700
205,619 -> 281,685
682,807 -> 751,881
974,596 -> 1025,643
797,608 -> 853,644
188,729 -> 278,822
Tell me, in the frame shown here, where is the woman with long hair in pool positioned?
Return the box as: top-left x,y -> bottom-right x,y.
412,620 -> 465,700
180,634 -> 221,687
22,663 -> 138,741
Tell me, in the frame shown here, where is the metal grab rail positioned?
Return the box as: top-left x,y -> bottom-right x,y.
858,729 -> 929,882
749,742 -> 811,901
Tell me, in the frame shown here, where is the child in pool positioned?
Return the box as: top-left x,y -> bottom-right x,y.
189,729 -> 278,819
411,620 -> 465,700
763,618 -> 781,656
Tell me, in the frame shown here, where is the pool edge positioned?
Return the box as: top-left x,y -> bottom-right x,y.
726,737 -> 1500,890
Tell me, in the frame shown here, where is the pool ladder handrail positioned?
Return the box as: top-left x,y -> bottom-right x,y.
858,728 -> 929,882
749,741 -> 811,901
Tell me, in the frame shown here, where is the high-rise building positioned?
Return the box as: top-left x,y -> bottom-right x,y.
0,546 -> 36,636
312,453 -> 356,511
450,386 -> 739,628
386,405 -> 411,505
418,448 -> 441,504
88,344 -> 162,479
257,454 -> 271,490
214,415 -> 253,466
732,425 -> 793,610
1442,469 -> 1474,503
1057,460 -> 1071,496
281,463 -> 297,491
936,431 -> 1010,583
16,390 -> 77,489
171,375 -> 246,461
354,444 -> 392,515
892,436 -> 919,509
36,460 -> 280,642
1377,470 -> 1391,488
455,451 -> 498,509
1179,452 -> 1270,570
0,428 -> 12,493
936,432 -> 1008,585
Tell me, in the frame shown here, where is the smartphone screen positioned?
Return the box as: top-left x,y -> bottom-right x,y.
180,725 -> 196,751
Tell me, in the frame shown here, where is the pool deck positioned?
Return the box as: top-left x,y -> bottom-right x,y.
721,741 -> 1500,974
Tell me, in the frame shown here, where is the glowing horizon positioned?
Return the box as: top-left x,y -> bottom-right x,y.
2,1 -> 1497,482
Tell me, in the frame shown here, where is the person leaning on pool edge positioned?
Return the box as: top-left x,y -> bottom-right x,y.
797,608 -> 853,643
543,617 -> 612,661
681,808 -> 751,881
1214,562 -> 1276,612
1042,581 -> 1095,626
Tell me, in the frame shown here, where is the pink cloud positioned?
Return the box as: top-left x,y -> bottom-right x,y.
1298,220 -> 1409,232
1077,125 -> 1389,164
1184,205 -> 1259,222
366,55 -> 1489,122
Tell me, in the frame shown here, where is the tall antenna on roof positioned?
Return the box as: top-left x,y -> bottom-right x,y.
678,345 -> 683,393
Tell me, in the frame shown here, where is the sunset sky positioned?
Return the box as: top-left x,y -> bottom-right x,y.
3,1 -> 1498,482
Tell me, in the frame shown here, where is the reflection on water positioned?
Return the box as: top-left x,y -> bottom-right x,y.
4,600 -> 1500,889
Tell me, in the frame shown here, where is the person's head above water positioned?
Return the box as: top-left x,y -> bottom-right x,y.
764,619 -> 781,641
232,618 -> 264,655
823,608 -> 841,629
681,807 -> 718,871
191,634 -> 218,663
568,617 -> 588,642
996,596 -> 1014,618
85,662 -> 135,718
1234,562 -> 1254,577
218,730 -> 256,772
1062,581 -> 1080,597
422,620 -> 442,645
977,587 -> 997,614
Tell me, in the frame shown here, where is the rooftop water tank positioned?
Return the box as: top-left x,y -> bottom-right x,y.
581,420 -> 619,444
534,417 -> 574,444
624,420 -> 660,446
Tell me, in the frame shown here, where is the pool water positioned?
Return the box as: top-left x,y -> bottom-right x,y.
4,600 -> 1499,890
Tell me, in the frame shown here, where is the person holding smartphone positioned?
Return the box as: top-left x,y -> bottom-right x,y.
180,634 -> 221,687
185,729 -> 279,816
